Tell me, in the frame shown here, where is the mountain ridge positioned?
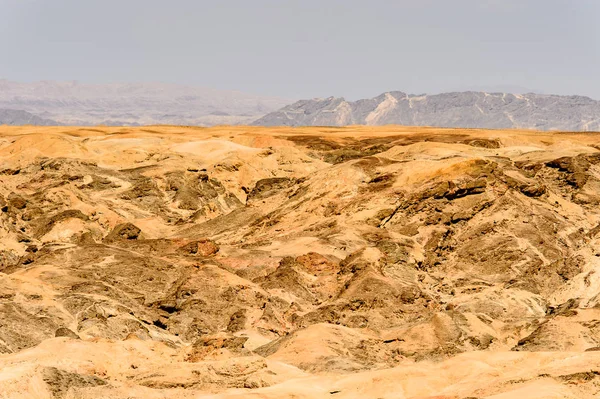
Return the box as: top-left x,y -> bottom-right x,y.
253,90 -> 600,131
0,79 -> 291,126
0,108 -> 61,126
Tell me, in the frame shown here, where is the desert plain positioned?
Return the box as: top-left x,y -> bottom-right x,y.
1,125 -> 600,398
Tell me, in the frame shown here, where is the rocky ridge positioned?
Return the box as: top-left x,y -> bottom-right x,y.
254,91 -> 600,131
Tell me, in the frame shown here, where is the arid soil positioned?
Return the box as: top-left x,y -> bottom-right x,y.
2,125 -> 600,398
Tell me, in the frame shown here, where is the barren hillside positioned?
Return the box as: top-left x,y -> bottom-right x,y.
1,125 -> 600,398
254,91 -> 600,131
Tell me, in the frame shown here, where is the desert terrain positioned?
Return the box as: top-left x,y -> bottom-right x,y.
2,124 -> 600,398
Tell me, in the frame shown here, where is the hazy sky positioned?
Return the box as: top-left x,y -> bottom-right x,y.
1,0 -> 599,100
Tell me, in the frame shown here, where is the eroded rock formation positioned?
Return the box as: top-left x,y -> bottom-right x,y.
2,125 -> 600,398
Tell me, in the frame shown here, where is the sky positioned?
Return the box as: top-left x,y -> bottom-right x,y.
0,0 -> 599,100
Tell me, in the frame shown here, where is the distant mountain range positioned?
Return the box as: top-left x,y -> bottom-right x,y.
3,81 -> 600,131
253,91 -> 600,131
0,80 -> 290,126
0,109 -> 60,126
